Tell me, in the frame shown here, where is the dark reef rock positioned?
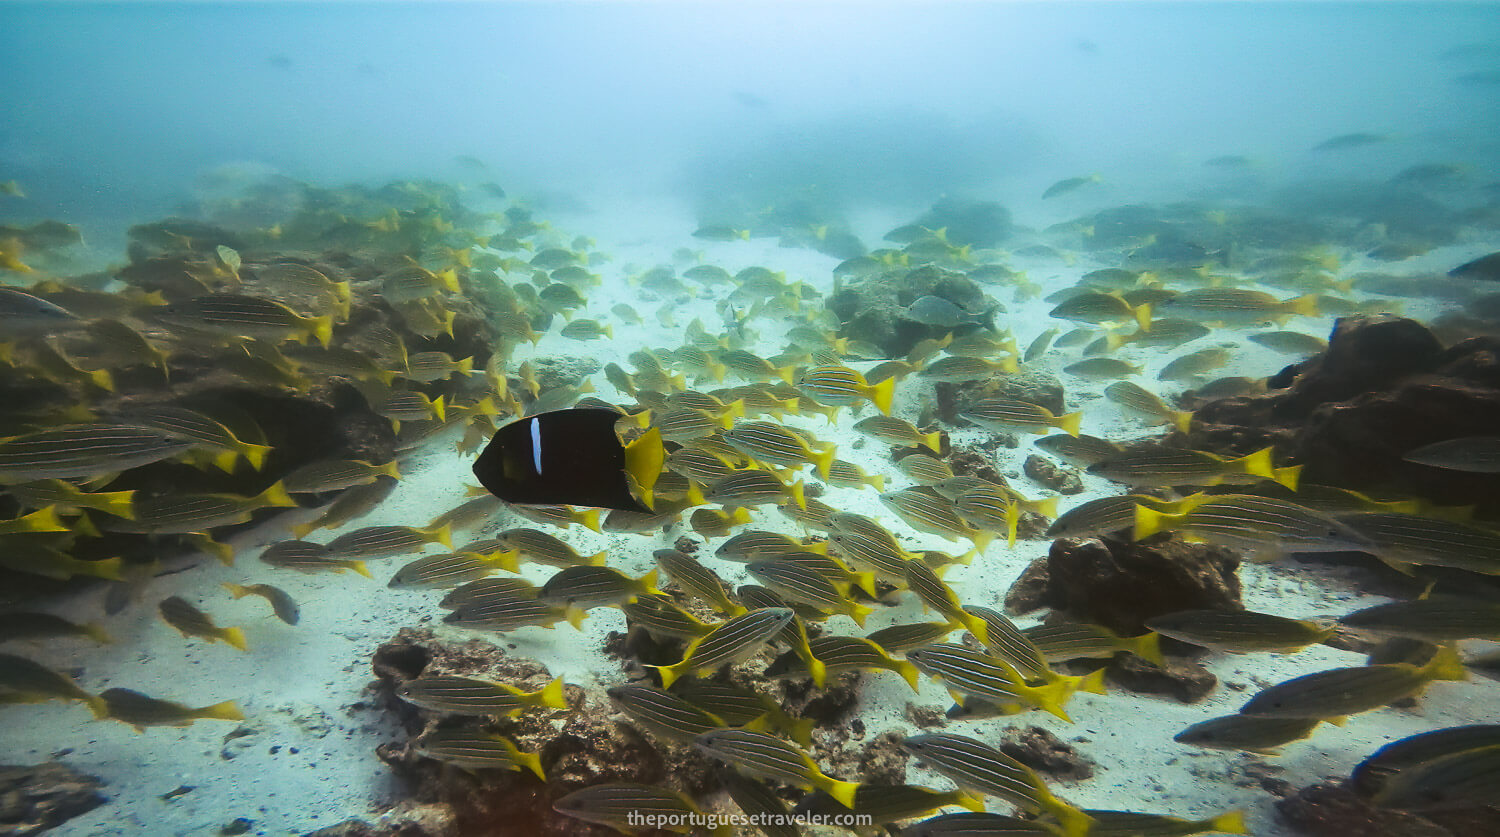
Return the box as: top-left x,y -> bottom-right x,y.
1004,556 -> 1053,616
1275,781 -> 1498,837
914,199 -> 1014,249
528,354 -> 603,390
1024,454 -> 1083,495
1015,537 -> 1241,636
827,265 -> 994,358
997,726 -> 1094,780
1189,315 -> 1500,516
369,627 -> 686,837
1101,653 -> 1217,703
0,762 -> 107,837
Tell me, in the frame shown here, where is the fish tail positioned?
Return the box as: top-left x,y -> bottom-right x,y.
1210,810 -> 1248,835
1133,631 -> 1166,667
866,376 -> 897,416
492,549 -> 523,574
564,606 -> 588,630
967,527 -> 994,553
1287,294 -> 1321,318
820,776 -> 860,810
1055,411 -> 1083,438
956,792 -> 986,812
515,747 -> 547,781
210,449 -> 241,474
429,395 -> 447,423
586,550 -> 608,567
202,700 -> 246,722
222,582 -> 251,599
1172,410 -> 1194,433
848,602 -> 873,628
83,624 -> 113,644
536,677 -> 569,710
1422,644 -> 1468,682
1032,680 -> 1074,723
347,560 -> 373,579
1273,464 -> 1302,491
1050,803 -> 1093,837
380,460 -> 402,479
220,626 -> 250,652
1006,502 -> 1020,547
652,663 -> 682,690
85,694 -> 109,720
1132,504 -> 1171,540
240,442 -> 272,471
578,508 -> 603,533
88,557 -> 125,581
639,568 -> 663,597
788,479 -> 807,511
864,473 -> 885,491
430,524 -> 454,549
1133,303 -> 1153,332
1237,446 -> 1276,480
23,505 -> 68,534
806,656 -> 828,689
922,430 -> 943,453
898,661 -> 922,693
853,570 -> 877,598
1076,667 -> 1109,695
258,480 -> 297,509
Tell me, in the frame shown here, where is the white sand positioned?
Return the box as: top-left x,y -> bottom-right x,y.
8,193 -> 1497,836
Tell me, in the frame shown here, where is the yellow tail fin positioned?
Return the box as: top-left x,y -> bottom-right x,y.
866,376 -> 897,416
201,700 -> 246,722
1236,446 -> 1275,480
536,677 -> 569,710
220,627 -> 249,652
1055,411 -> 1083,437
1133,504 -> 1172,540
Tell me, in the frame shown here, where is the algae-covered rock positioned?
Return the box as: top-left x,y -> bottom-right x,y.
828,265 -> 994,358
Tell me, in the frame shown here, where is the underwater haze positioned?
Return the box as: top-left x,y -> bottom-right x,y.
5,2 -> 1498,227
3,2 -> 1500,837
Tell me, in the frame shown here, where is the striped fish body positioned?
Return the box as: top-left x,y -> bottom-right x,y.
388,551 -> 517,589
747,561 -> 869,625
621,593 -> 717,640
326,524 -> 451,558
412,728 -> 544,777
444,597 -> 578,632
553,783 -> 703,834
880,488 -> 978,544
1338,513 -> 1500,574
724,421 -> 835,477
653,549 -> 742,614
907,644 -> 1072,721
653,607 -> 793,688
695,729 -> 859,808
397,675 -> 564,716
0,425 -> 191,482
607,685 -> 724,742
900,733 -> 1091,837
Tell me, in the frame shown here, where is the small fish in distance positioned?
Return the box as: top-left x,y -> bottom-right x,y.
472,408 -> 664,513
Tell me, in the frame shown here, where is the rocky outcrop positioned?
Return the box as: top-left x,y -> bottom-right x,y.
827,265 -> 993,358
0,762 -> 106,837
1188,315 -> 1500,515
1006,537 -> 1241,636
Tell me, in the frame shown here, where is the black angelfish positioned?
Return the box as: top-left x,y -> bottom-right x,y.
473,408 -> 664,512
